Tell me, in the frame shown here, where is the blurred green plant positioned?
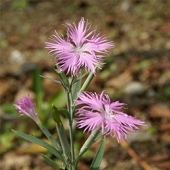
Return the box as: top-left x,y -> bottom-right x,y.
0,40 -> 9,48
0,67 -> 68,154
65,4 -> 76,14
0,132 -> 16,154
1,104 -> 18,116
0,121 -> 26,154
134,4 -> 155,19
148,126 -> 157,136
164,87 -> 170,98
12,0 -> 28,10
134,60 -> 151,71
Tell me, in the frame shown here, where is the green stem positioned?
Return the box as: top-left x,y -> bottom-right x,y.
66,85 -> 75,169
75,127 -> 101,166
80,71 -> 94,92
69,122 -> 75,170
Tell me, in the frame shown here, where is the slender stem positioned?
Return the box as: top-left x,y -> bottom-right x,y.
69,121 -> 75,169
74,127 -> 101,167
68,92 -> 75,160
64,72 -> 95,169
66,79 -> 75,169
80,71 -> 94,92
79,127 -> 100,155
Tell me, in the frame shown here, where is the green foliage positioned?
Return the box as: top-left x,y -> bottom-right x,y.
33,68 -> 67,124
0,67 -> 68,155
0,104 -> 24,154
75,128 -> 101,165
81,149 -> 93,159
12,130 -> 65,162
1,104 -> 18,115
65,4 -> 76,14
52,105 -> 71,163
12,0 -> 28,9
0,40 -> 8,48
164,87 -> 170,97
32,68 -> 43,111
0,132 -> 16,154
134,60 -> 151,71
42,154 -> 60,169
49,90 -> 67,108
72,73 -> 83,101
148,127 -> 157,135
0,122 -> 26,154
90,138 -> 105,170
134,4 -> 155,19
38,124 -> 61,152
74,130 -> 84,140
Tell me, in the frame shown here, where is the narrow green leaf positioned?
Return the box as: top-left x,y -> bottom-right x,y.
73,74 -> 82,101
52,105 -> 71,162
52,104 -> 63,124
40,75 -> 62,85
89,137 -> 105,170
54,67 -> 69,90
32,68 -> 43,114
42,154 -> 60,169
93,131 -> 106,143
12,130 -> 65,163
53,108 -> 70,120
73,72 -> 88,84
55,124 -> 71,164
38,124 -> 62,152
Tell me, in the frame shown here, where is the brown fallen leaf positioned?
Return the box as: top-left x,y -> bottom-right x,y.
77,162 -> 89,170
149,105 -> 170,119
159,123 -> 170,132
17,142 -> 48,154
106,71 -> 132,89
151,161 -> 170,170
159,20 -> 170,32
16,136 -> 57,155
0,80 -> 10,97
149,153 -> 169,162
160,132 -> 170,142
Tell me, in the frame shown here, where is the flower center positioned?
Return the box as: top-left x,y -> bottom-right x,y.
103,104 -> 114,120
74,43 -> 86,56
75,46 -> 82,55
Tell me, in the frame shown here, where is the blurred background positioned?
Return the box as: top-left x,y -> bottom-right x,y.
0,0 -> 170,170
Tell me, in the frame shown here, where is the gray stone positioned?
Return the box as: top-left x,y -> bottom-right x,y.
124,81 -> 145,95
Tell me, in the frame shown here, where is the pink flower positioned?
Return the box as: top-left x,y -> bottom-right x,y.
14,95 -> 40,123
75,92 -> 145,142
45,18 -> 114,75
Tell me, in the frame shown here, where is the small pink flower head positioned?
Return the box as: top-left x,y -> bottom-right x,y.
75,91 -> 145,142
14,95 -> 40,123
45,17 -> 114,76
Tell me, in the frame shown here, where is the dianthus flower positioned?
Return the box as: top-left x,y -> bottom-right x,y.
45,18 -> 114,75
14,95 -> 40,123
75,92 -> 145,142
